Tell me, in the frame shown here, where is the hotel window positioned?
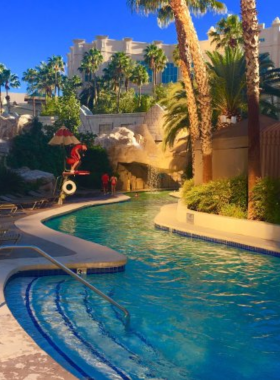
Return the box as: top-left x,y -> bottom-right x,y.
161,63 -> 178,84
161,62 -> 178,83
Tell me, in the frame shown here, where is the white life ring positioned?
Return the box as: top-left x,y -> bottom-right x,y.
62,180 -> 77,195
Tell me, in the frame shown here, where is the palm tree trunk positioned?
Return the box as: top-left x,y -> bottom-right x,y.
172,11 -> 200,176
171,0 -> 213,183
93,74 -> 97,105
0,87 -> 2,114
117,79 -> 121,113
55,71 -> 58,97
241,0 -> 261,219
139,85 -> 142,106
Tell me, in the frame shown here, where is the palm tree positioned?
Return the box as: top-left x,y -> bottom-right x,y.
103,52 -> 133,112
208,14 -> 244,49
241,0 -> 261,218
143,44 -> 168,92
0,68 -> 20,113
128,0 -> 226,182
172,46 -> 200,174
0,63 -> 6,114
131,63 -> 149,104
34,62 -> 55,98
206,47 -> 247,127
62,75 -> 82,97
48,55 -> 65,97
78,48 -> 103,105
22,68 -> 39,116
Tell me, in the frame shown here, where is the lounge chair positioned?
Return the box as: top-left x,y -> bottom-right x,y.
0,203 -> 19,216
0,195 -> 46,210
28,190 -> 59,203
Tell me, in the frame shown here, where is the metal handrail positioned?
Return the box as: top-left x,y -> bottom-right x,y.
1,245 -> 129,319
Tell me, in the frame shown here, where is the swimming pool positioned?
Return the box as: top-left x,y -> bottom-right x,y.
5,192 -> 280,379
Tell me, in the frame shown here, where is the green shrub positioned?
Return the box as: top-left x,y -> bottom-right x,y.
75,145 -> 112,189
183,179 -> 232,214
229,175 -> 247,210
181,178 -> 194,194
7,119 -> 64,177
251,177 -> 280,224
219,204 -> 247,219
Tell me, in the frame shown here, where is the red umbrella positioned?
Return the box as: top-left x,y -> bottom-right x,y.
48,126 -> 81,146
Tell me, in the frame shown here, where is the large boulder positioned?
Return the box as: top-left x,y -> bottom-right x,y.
0,114 -> 32,139
13,167 -> 55,192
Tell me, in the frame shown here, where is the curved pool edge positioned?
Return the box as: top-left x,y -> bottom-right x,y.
0,194 -> 130,380
155,203 -> 280,256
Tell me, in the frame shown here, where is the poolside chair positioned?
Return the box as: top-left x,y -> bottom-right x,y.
0,203 -> 19,216
28,190 -> 58,204
0,195 -> 46,210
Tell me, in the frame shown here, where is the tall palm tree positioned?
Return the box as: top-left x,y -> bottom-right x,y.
0,63 -> 6,114
172,45 -> 200,174
22,68 -> 39,116
143,44 -> 168,92
103,52 -> 133,112
48,56 -> 65,97
241,0 -> 261,219
128,0 -> 226,182
131,63 -> 149,104
34,62 -> 55,98
0,68 -> 20,113
78,48 -> 103,105
208,14 -> 244,49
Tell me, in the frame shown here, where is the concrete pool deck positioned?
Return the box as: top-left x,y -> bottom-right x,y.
0,194 -> 130,380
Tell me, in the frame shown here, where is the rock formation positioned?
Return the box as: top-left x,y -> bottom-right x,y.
0,114 -> 32,139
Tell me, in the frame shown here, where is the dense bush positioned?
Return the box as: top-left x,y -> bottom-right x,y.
182,175 -> 280,224
75,146 -> 112,189
182,176 -> 247,216
183,178 -> 232,214
7,119 -> 65,177
251,177 -> 280,224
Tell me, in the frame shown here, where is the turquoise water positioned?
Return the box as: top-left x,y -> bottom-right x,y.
5,192 -> 280,380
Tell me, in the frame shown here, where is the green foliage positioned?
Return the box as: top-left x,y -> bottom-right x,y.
41,94 -> 81,133
181,175 -> 280,224
251,177 -> 280,224
134,94 -> 155,112
7,119 -> 64,177
76,131 -> 97,148
229,175 -> 247,210
0,164 -> 25,195
75,146 -> 112,189
118,89 -> 137,113
182,176 -> 247,216
182,178 -> 194,193
154,83 -> 169,102
219,204 -> 247,219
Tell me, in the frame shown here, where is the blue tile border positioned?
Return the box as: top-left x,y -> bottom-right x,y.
7,265 -> 125,282
155,223 -> 280,258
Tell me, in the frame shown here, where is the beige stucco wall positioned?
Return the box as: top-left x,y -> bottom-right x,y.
79,112 -> 145,135
176,200 -> 280,243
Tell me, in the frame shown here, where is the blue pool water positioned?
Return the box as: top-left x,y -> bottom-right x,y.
5,192 -> 280,380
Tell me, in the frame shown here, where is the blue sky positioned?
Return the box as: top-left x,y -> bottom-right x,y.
2,0 -> 279,93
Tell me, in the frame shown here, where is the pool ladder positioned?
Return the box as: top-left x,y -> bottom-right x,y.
1,245 -> 130,320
